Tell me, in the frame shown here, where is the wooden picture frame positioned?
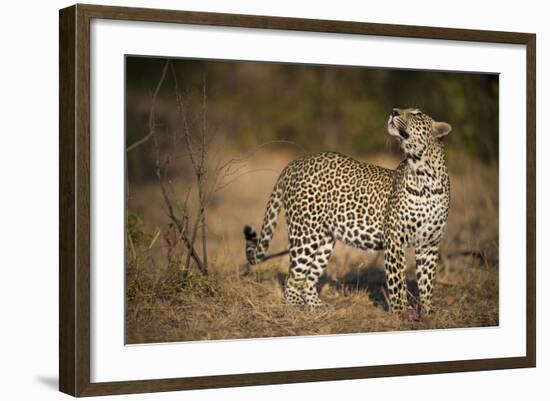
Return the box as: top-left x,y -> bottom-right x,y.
59,3 -> 536,397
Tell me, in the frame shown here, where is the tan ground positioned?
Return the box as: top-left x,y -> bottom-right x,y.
126,149 -> 498,344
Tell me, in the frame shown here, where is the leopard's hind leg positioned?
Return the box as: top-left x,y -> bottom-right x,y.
284,231 -> 323,306
302,233 -> 335,308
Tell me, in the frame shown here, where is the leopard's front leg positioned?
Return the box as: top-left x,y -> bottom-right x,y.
384,234 -> 408,314
415,245 -> 439,315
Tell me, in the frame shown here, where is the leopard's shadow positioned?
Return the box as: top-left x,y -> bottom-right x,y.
334,260 -> 420,311
275,259 -> 419,312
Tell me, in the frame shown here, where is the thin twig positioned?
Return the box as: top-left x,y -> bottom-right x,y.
200,72 -> 208,270
148,228 -> 161,250
213,168 -> 279,193
126,60 -> 170,152
170,62 -> 198,172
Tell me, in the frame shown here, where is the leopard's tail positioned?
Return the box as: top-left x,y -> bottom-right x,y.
243,178 -> 284,265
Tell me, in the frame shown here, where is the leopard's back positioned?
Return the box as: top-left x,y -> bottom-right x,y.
278,152 -> 394,250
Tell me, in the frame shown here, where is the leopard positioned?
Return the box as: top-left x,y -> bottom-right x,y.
244,108 -> 452,317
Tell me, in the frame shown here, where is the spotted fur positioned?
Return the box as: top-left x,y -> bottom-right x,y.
244,108 -> 452,315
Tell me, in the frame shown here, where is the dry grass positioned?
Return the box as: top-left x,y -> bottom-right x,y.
126,150 -> 498,344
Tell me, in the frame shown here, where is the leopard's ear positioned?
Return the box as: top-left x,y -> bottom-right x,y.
433,121 -> 452,138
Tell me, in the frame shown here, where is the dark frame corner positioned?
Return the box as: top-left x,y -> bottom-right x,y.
59,3 -> 536,397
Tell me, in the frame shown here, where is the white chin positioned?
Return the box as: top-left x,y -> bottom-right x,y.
387,126 -> 400,139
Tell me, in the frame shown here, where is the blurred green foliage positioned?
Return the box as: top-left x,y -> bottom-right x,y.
126,56 -> 498,180
127,210 -> 153,247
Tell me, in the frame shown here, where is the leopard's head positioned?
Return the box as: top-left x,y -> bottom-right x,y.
387,108 -> 452,160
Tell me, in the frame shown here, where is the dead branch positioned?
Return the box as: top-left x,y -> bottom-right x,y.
170,64 -> 210,273
137,59 -> 206,274
445,249 -> 487,265
152,129 -> 206,274
239,244 -> 491,278
141,62 -> 299,277
239,249 -> 290,277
